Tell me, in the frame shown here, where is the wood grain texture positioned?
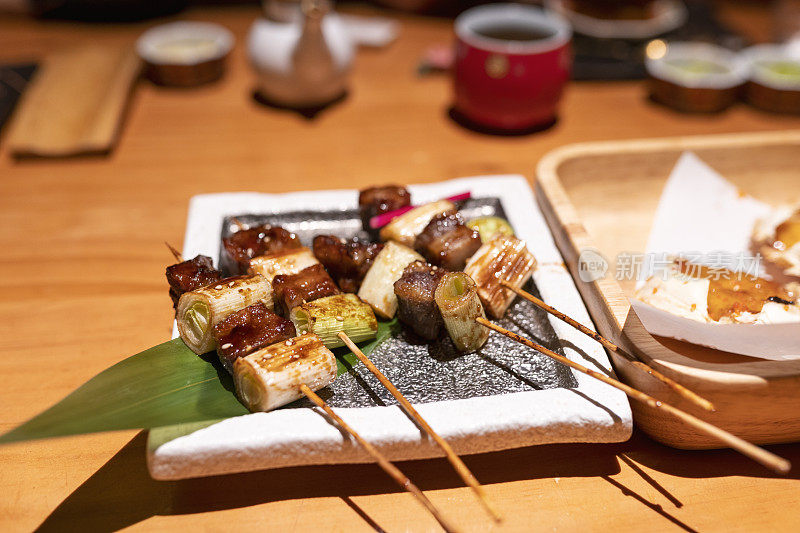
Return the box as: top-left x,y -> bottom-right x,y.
1,4 -> 800,532
6,45 -> 141,156
536,130 -> 800,448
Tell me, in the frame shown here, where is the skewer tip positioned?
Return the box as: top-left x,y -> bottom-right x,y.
775,458 -> 792,475
164,241 -> 183,262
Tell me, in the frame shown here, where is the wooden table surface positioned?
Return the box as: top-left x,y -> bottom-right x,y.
2,4 -> 799,532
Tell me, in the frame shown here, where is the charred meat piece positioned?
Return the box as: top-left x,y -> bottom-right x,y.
272,264 -> 341,316
313,235 -> 384,293
212,302 -> 296,374
393,261 -> 448,340
222,225 -> 301,274
415,213 -> 482,271
165,255 -> 223,309
358,185 -> 411,232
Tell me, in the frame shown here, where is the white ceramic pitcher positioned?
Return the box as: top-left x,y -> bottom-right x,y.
248,0 -> 354,108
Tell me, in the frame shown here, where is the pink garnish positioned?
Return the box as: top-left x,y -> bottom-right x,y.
371,206 -> 414,228
369,192 -> 472,229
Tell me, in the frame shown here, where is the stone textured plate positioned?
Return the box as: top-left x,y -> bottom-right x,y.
148,176 -> 631,480
220,198 -> 577,409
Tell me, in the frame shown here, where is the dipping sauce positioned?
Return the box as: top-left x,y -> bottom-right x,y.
154,38 -> 221,64
773,209 -> 800,251
675,259 -> 792,321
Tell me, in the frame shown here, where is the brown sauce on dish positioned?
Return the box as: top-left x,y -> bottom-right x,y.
773,209 -> 800,251
675,259 -> 791,321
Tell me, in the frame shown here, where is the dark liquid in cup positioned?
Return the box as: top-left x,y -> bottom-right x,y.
474,23 -> 555,42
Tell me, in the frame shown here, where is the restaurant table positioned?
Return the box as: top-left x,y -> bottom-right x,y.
1,3 -> 799,532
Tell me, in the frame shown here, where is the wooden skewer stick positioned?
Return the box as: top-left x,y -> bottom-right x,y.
475,318 -> 792,475
500,281 -> 715,412
164,242 -> 183,262
300,384 -> 460,533
230,217 -> 246,230
338,332 -> 502,523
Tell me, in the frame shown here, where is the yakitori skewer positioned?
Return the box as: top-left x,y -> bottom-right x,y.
475,317 -> 791,475
300,384 -> 459,533
500,281 -> 715,412
338,332 -> 501,523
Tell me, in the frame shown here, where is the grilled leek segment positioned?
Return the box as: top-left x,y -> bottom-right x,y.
466,216 -> 514,243
378,200 -> 455,247
233,333 -> 337,412
248,247 -> 319,283
290,294 -> 378,349
358,241 -> 424,318
435,272 -> 489,353
177,274 -> 273,354
464,235 -> 536,319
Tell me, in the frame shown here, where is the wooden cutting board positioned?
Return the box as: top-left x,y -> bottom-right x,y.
535,130 -> 800,449
5,45 -> 141,157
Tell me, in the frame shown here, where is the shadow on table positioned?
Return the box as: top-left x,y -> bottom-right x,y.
36,430 -> 621,531
34,428 -> 799,532
626,430 -> 800,481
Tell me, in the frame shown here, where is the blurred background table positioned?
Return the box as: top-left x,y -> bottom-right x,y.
1,3 -> 800,532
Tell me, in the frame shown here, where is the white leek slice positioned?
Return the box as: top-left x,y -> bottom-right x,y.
233,333 -> 337,412
177,274 -> 273,354
435,272 -> 489,353
248,247 -> 319,283
378,200 -> 455,247
358,241 -> 424,318
291,294 -> 378,349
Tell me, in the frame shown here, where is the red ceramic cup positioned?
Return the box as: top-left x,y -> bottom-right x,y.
453,4 -> 572,131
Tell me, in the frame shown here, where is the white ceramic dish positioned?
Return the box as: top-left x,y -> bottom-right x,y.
645,42 -> 749,90
742,44 -> 800,91
147,175 -> 631,480
137,21 -> 234,66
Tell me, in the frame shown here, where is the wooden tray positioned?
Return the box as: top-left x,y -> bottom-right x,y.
535,130 -> 800,449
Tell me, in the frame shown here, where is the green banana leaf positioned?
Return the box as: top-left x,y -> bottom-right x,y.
0,319 -> 397,444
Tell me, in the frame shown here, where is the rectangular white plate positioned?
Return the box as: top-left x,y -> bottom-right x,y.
147,175 -> 632,480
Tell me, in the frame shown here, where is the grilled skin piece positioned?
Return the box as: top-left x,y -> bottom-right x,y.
223,224 -> 301,274
464,235 -> 537,319
312,235 -> 384,292
415,213 -> 482,271
393,261 -> 448,340
165,255 -> 223,309
272,263 -> 341,316
234,333 -> 337,413
358,185 -> 411,232
177,274 -> 274,354
213,302 -> 296,374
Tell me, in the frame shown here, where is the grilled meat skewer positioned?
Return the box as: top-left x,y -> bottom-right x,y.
213,302 -> 296,373
393,261 -> 448,340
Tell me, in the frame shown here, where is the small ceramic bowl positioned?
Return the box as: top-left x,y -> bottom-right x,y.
741,44 -> 800,114
137,22 -> 234,87
645,41 -> 748,113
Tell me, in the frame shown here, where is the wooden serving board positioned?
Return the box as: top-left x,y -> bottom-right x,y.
535,130 -> 800,448
6,45 -> 140,157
